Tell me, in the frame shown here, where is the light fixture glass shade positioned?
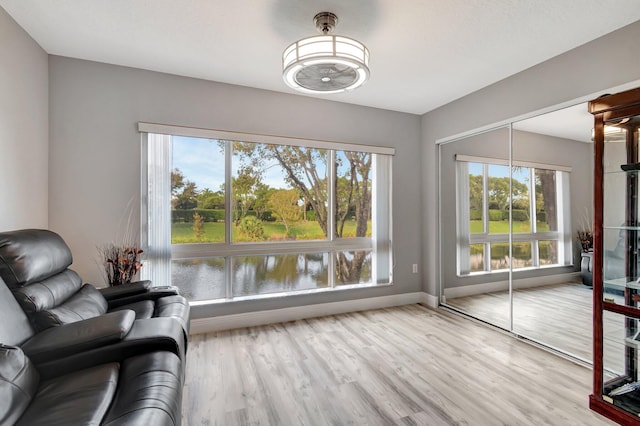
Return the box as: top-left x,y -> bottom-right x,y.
282,34 -> 370,94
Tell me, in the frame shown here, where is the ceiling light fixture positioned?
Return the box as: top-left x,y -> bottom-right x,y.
282,12 -> 370,94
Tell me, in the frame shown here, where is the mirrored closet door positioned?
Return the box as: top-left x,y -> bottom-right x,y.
439,126 -> 511,330
439,104 -> 595,362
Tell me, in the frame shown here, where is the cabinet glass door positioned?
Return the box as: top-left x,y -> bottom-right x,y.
602,122 -> 639,307
600,118 -> 640,410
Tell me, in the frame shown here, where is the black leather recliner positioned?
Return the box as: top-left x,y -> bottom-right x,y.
0,270 -> 183,381
0,273 -> 185,424
0,229 -> 189,424
0,229 -> 190,341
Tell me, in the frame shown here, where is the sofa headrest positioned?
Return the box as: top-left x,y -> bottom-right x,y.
0,229 -> 73,288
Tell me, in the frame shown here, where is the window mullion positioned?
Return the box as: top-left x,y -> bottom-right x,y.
328,150 -> 336,287
482,164 -> 489,233
225,141 -> 232,245
483,163 -> 489,271
225,141 -> 233,299
530,168 -> 536,233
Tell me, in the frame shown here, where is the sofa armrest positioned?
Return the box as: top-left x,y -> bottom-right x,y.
33,317 -> 186,380
99,280 -> 153,300
105,285 -> 181,309
22,310 -> 135,364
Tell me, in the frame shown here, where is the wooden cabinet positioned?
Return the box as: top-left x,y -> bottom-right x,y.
590,87 -> 640,424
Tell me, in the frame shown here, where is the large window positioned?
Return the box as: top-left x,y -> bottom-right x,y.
140,124 -> 393,302
456,155 -> 572,275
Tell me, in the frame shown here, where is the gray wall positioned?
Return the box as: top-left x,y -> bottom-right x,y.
422,20 -> 640,297
0,7 -> 48,231
48,56 -> 422,319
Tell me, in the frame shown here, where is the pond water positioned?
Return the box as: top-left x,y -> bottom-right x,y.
171,251 -> 371,301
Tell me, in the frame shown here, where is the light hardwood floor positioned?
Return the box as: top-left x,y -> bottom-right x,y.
182,304 -> 614,425
446,283 -> 594,361
446,282 -> 629,378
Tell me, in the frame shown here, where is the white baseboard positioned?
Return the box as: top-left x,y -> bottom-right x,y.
443,272 -> 581,299
189,291 -> 432,335
420,292 -> 439,309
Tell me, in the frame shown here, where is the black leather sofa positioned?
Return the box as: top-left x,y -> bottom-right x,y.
0,229 -> 190,425
1,343 -> 183,425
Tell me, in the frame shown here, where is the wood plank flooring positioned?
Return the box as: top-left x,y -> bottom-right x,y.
446,282 -> 630,377
446,283 -> 594,361
182,304 -> 614,425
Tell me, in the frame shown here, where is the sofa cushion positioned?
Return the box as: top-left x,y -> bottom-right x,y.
15,362 -> 119,426
0,345 -> 39,425
30,284 -> 108,330
11,269 -> 84,316
102,352 -> 182,426
0,229 -> 73,288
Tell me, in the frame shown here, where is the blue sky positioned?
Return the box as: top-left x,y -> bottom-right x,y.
173,136 -> 333,192
468,162 -> 529,183
173,136 -> 224,191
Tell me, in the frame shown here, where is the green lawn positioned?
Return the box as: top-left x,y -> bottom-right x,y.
172,220 -> 371,244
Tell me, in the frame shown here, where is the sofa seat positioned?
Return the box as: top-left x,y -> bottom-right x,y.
5,348 -> 183,426
102,351 -> 183,425
15,362 -> 119,426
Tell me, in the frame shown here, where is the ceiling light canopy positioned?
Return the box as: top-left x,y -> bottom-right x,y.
282,12 -> 370,94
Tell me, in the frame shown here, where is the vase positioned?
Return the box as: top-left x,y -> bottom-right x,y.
580,251 -> 593,287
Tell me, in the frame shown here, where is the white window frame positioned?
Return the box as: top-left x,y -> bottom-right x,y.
139,123 -> 395,301
456,155 -> 572,276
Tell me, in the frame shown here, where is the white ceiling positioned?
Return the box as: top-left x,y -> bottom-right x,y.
513,103 -> 594,143
2,0 -> 640,115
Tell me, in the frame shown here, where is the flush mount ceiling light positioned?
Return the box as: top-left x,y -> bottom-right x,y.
282,12 -> 370,94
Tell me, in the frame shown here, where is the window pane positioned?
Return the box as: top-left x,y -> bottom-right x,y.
468,163 -> 483,234
148,129 -> 393,298
172,137 -> 225,243
490,242 -> 510,270
512,242 -> 533,269
335,250 -> 372,285
232,253 -> 329,297
539,240 -> 559,265
535,169 -> 557,232
488,164 -> 510,234
469,243 -> 484,272
511,167 -> 531,234
335,151 -> 372,238
231,142 -> 327,242
172,258 -> 225,301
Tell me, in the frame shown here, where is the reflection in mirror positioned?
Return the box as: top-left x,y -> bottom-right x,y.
439,126 -> 511,330
511,103 -> 594,363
